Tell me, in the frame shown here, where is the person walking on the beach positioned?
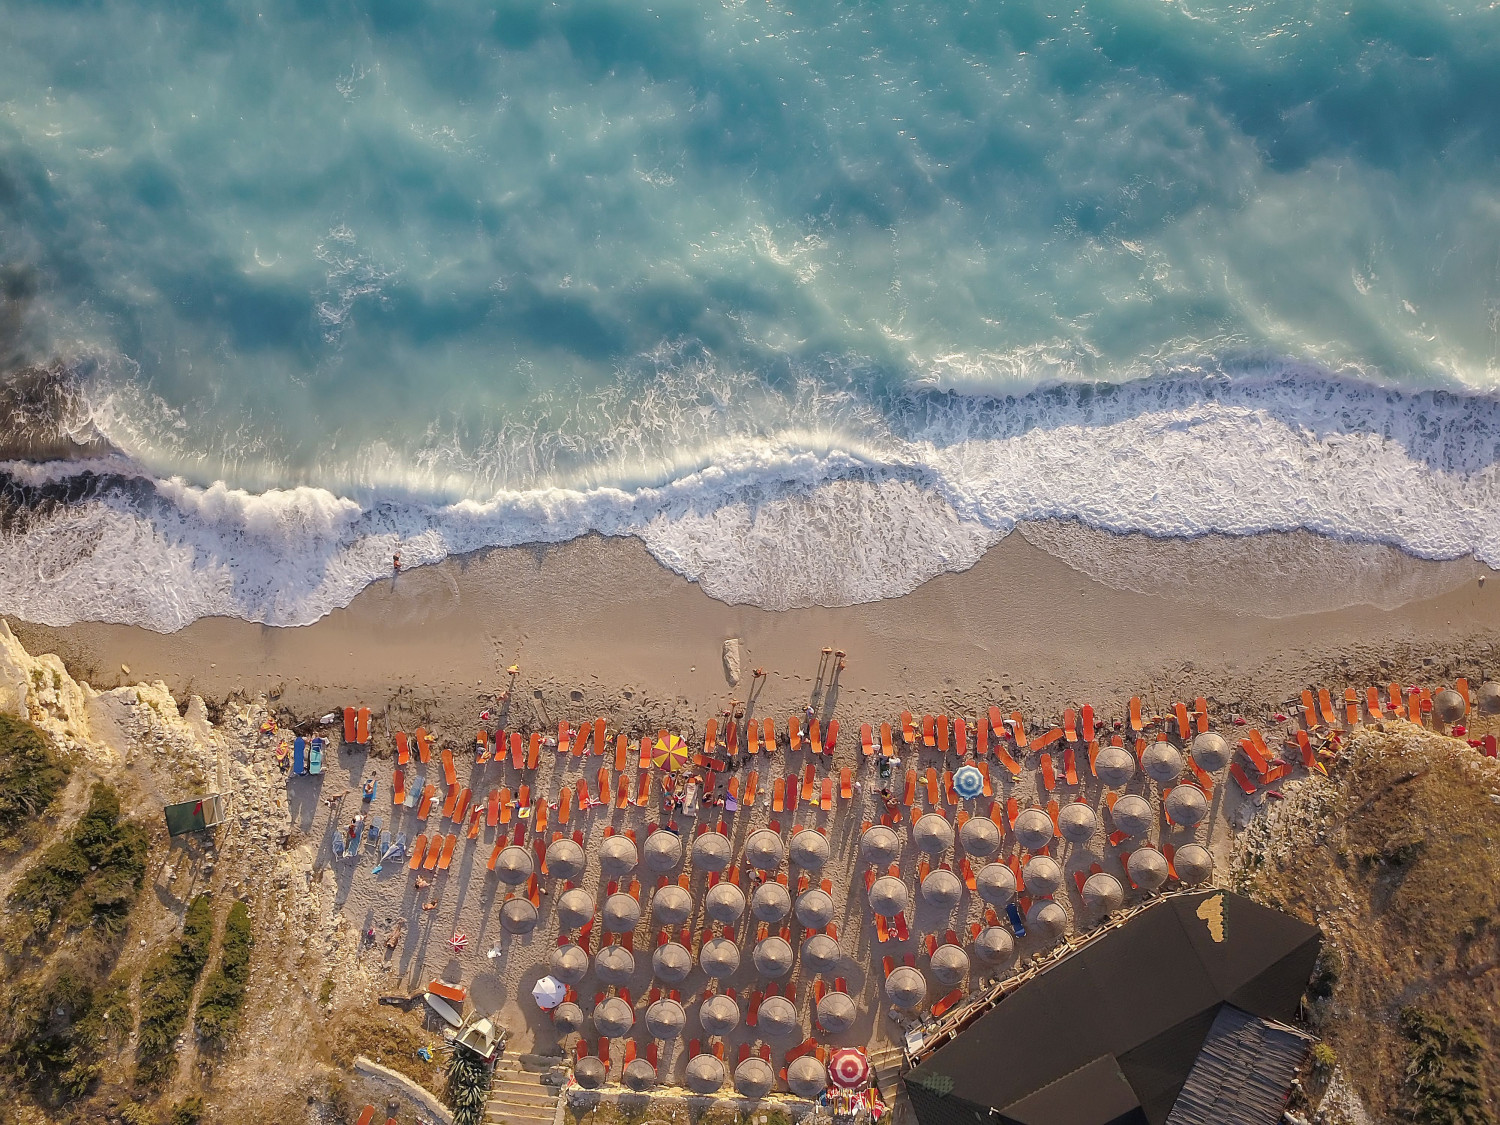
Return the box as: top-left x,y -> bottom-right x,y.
393,551 -> 401,573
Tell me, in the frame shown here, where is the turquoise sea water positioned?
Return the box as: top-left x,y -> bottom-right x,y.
2,0 -> 1499,627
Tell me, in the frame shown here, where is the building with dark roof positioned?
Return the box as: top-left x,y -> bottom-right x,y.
903,890 -> 1320,1125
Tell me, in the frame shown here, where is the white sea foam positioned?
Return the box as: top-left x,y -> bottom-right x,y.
2,362 -> 1498,631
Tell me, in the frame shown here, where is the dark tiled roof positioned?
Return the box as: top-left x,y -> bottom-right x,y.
904,891 -> 1320,1125
1165,1005 -> 1314,1125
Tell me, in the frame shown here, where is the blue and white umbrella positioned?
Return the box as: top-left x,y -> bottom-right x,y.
952,765 -> 985,800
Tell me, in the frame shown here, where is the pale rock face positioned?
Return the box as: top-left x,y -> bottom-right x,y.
722,637 -> 742,686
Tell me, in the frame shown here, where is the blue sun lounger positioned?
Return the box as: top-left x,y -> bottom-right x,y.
309,737 -> 325,774
292,737 -> 306,775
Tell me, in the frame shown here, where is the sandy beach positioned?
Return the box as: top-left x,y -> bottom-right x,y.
13,525 -> 1498,737
3,524 -> 1499,1118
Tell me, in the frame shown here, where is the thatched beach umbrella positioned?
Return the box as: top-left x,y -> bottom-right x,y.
976,863 -> 1016,906
549,943 -> 589,985
1014,808 -> 1053,852
644,828 -> 683,872
921,868 -> 962,910
550,1001 -> 583,1033
685,1053 -> 725,1094
1478,681 -> 1500,715
556,888 -> 595,929
974,926 -> 1014,966
1173,843 -> 1213,885
795,888 -> 835,929
600,835 -> 638,876
1022,855 -> 1063,897
1143,741 -> 1183,785
1095,745 -> 1136,788
494,845 -> 533,885
734,1057 -> 775,1099
1128,848 -> 1169,891
593,996 -> 634,1037
1027,901 -> 1067,942
691,831 -> 731,872
930,944 -> 969,987
602,893 -> 641,933
1058,801 -> 1097,845
802,933 -> 841,974
868,875 -> 909,915
751,881 -> 792,923
817,991 -> 857,1034
1191,732 -> 1230,772
757,995 -> 800,1039
699,936 -> 740,979
699,994 -> 740,1035
500,897 -> 538,934
574,1056 -> 606,1089
1081,872 -> 1124,916
959,816 -> 1001,859
595,945 -> 635,985
913,813 -> 955,854
787,1055 -> 829,1098
886,965 -> 927,1008
752,936 -> 793,979
705,881 -> 746,924
651,941 -> 692,983
545,838 -> 585,880
651,883 -> 692,927
645,997 -> 686,1040
790,829 -> 830,871
1433,689 -> 1466,724
860,824 -> 901,865
1110,794 -> 1152,837
623,1058 -> 656,1090
1165,784 -> 1208,828
744,828 -> 785,871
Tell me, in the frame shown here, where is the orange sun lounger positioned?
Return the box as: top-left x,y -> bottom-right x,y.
343,707 -> 356,743
924,767 -> 940,806
395,731 -> 410,765
441,786 -> 459,820
900,711 -> 916,745
922,714 -> 936,748
809,719 -> 822,755
880,722 -> 895,757
527,732 -> 540,769
557,721 -> 570,755
743,771 -> 758,807
840,768 -> 853,800
392,769 -> 405,805
903,769 -> 917,806
1194,697 -> 1209,734
453,787 -> 471,825
936,715 -> 950,752
594,718 -> 606,755
1301,690 -> 1318,729
614,733 -> 630,772
1081,705 -> 1096,742
788,718 -> 803,752
1229,762 -> 1257,794
994,736 -> 1021,778
763,717 -> 775,752
943,770 -> 959,805
487,789 -> 500,827
1039,753 -> 1056,791
824,720 -> 838,755
475,730 -> 489,763
415,727 -> 432,763
422,835 -> 441,870
861,724 -> 874,757
802,763 -> 816,802
1029,728 -> 1064,754
820,777 -> 833,811
417,784 -> 435,820
1318,688 -> 1337,726
954,717 -> 967,755
436,834 -> 457,870
772,778 -> 785,813
1062,748 -> 1078,786
355,1105 -> 376,1125
407,834 -> 428,870
1344,689 -> 1360,727
1128,698 -> 1143,733
1063,708 -> 1077,743
572,721 -> 589,758
441,748 -> 457,788
558,788 -> 572,824
1173,702 -> 1191,738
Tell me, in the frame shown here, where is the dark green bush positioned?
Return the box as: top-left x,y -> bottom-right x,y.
5,785 -> 149,953
195,900 -> 252,1047
0,713 -> 70,849
1400,1007 -> 1493,1125
135,895 -> 214,1084
1,957 -> 125,1104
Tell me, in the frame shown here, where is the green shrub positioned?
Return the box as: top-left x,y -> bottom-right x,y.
195,901 -> 252,1047
136,895 -> 214,1084
447,1049 -> 494,1125
1399,1007 -> 1493,1125
5,785 -> 149,954
0,956 -> 126,1104
0,713 -> 70,850
167,1095 -> 204,1125
1311,1042 -> 1337,1072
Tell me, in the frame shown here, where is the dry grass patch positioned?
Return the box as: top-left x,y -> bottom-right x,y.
1236,725 -> 1499,1121
326,1007 -> 444,1094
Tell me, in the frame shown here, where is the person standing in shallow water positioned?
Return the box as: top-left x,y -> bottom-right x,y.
392,551 -> 401,574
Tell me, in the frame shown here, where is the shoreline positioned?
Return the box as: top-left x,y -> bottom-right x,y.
10,527 -> 1498,743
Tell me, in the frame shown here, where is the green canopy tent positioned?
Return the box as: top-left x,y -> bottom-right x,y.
163,794 -> 226,837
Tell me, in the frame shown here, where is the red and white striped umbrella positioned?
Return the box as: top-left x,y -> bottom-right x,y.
828,1046 -> 870,1090
450,931 -> 469,953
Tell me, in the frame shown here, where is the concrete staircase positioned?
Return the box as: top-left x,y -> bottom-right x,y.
869,1043 -> 912,1125
485,1057 -> 558,1125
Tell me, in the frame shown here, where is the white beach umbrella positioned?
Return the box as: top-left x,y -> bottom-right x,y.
531,975 -> 567,1010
